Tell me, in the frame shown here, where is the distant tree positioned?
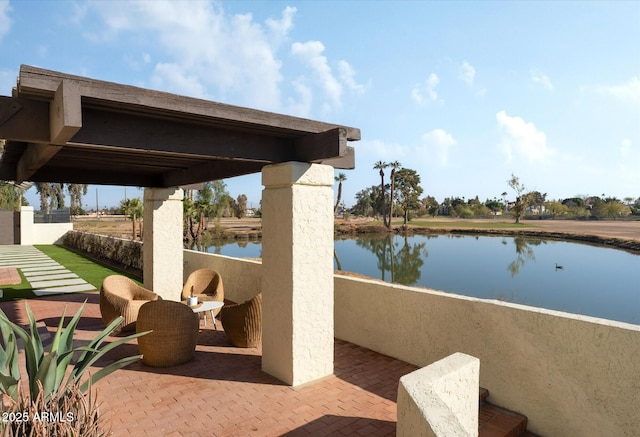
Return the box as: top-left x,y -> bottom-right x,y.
421,196 -> 439,217
544,201 -> 568,219
472,203 -> 491,217
209,181 -> 230,219
529,191 -> 547,216
334,173 -> 347,214
352,187 -> 374,217
562,197 -> 585,208
0,183 -> 21,210
591,198 -> 630,219
387,161 -> 401,228
501,192 -> 508,213
35,183 -> 65,213
67,184 -> 88,215
183,190 -> 197,242
507,174 -> 529,224
373,161 -> 389,227
236,194 -> 248,218
120,197 -> 143,240
485,198 -> 504,217
394,168 -> 423,224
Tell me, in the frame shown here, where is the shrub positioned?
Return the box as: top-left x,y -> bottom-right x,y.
0,301 -> 148,434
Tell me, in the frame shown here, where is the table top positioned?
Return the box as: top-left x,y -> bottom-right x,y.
188,300 -> 224,313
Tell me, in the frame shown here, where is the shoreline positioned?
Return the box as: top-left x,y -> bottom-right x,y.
73,217 -> 640,254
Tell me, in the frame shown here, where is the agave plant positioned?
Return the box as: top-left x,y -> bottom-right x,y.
0,300 -> 148,402
2,379 -> 110,437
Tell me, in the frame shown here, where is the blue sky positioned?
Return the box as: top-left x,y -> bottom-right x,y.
1,0 -> 638,209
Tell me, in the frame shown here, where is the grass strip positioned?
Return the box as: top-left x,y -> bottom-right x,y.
35,245 -> 140,289
0,245 -> 140,302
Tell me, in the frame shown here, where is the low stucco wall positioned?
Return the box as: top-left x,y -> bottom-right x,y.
183,249 -> 261,304
30,223 -> 73,245
177,250 -> 640,436
335,275 -> 640,437
19,207 -> 73,245
397,352 -> 479,437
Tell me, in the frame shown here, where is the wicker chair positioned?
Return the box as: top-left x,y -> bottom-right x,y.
136,300 -> 199,367
182,269 -> 224,317
100,275 -> 159,333
221,293 -> 262,348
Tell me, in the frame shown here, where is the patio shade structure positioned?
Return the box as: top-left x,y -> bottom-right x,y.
0,65 -> 361,386
0,65 -> 359,186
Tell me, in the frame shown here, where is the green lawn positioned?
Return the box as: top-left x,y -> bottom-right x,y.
0,245 -> 139,302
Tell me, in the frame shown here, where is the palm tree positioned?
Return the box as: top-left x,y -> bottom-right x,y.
120,197 -> 143,240
388,161 -> 401,228
373,161 -> 389,226
334,173 -> 347,214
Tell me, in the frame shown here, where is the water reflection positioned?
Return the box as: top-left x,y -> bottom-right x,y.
353,235 -> 428,285
508,237 -> 537,276
191,233 -> 640,324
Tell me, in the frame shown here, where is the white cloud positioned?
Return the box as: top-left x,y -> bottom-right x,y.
338,60 -> 366,95
150,63 -> 208,98
285,79 -> 313,117
412,73 -> 441,105
496,110 -> 554,162
0,0 -> 11,41
266,5 -> 295,41
420,129 -> 456,166
595,77 -> 640,103
459,61 -> 475,85
531,70 -> 553,90
291,40 -> 343,111
88,1 -> 292,111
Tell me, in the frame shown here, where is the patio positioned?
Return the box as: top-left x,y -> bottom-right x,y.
0,292 -> 416,436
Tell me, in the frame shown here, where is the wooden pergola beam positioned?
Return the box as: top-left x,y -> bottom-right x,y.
16,143 -> 63,183
49,80 -> 82,145
0,65 -> 360,187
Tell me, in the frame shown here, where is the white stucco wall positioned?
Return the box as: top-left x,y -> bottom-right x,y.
32,223 -> 74,244
180,250 -> 640,436
334,275 -> 640,437
397,352 -> 479,437
183,249 -> 261,304
19,206 -> 73,245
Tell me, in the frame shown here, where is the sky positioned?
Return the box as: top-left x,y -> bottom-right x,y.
0,0 -> 638,210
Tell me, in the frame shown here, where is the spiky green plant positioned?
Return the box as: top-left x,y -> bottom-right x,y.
1,379 -> 110,437
0,301 -> 148,402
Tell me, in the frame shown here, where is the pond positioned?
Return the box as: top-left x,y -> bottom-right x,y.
193,234 -> 640,325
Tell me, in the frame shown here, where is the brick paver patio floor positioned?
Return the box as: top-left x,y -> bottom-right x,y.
0,293 -> 418,436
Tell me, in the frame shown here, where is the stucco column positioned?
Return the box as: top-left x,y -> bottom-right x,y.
261,162 -> 335,386
143,187 -> 183,301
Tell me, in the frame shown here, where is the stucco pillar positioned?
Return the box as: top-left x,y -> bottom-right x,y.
143,187 -> 183,301
261,162 -> 335,386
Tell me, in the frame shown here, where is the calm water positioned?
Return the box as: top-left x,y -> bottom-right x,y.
197,234 -> 640,325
